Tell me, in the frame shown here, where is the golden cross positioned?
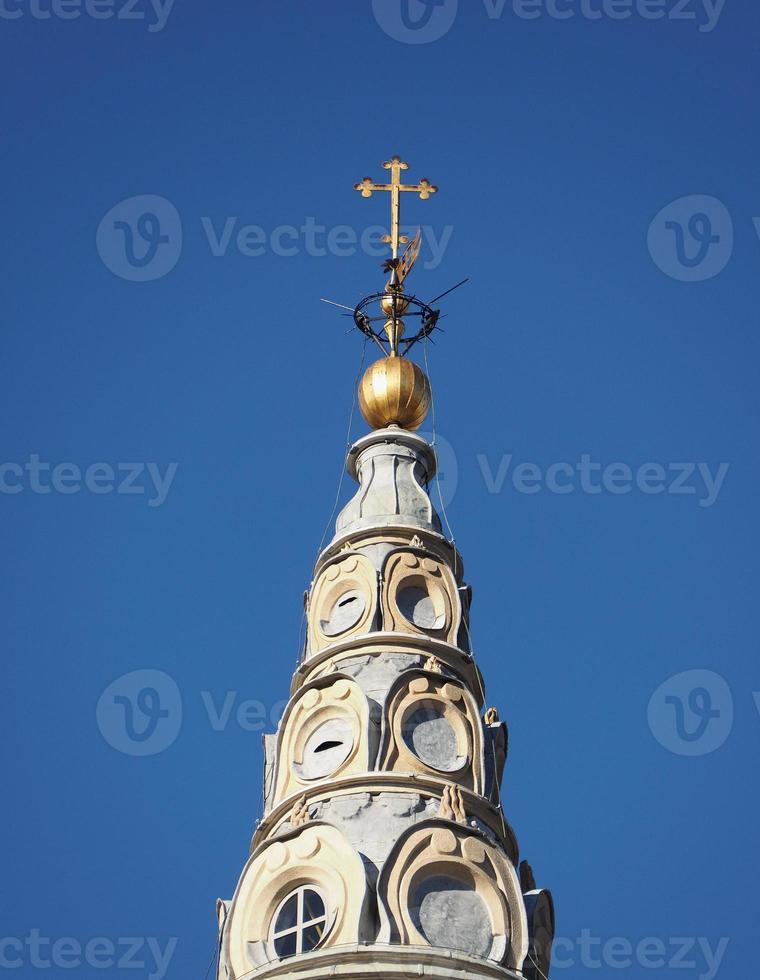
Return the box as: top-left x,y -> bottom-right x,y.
354,156 -> 438,259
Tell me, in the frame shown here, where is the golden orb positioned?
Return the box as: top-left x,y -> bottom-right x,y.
358,356 -> 431,431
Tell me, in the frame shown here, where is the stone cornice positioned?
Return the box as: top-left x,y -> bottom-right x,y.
316,523 -> 464,578
251,772 -> 518,863
292,631 -> 485,707
239,942 -> 524,980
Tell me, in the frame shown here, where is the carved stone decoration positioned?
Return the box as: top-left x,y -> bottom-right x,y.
382,550 -> 461,644
379,672 -> 484,792
519,860 -> 537,893
216,898 -> 229,934
484,718 -> 508,806
377,821 -> 528,969
290,795 -> 311,828
484,706 -> 499,725
523,888 -> 555,980
438,783 -> 466,824
307,553 -> 378,655
424,655 -> 444,674
223,823 -> 371,976
272,677 -> 371,807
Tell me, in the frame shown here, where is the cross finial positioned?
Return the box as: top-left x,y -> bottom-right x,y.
354,155 -> 438,259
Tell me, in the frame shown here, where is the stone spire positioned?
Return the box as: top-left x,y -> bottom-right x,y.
215,159 -> 555,980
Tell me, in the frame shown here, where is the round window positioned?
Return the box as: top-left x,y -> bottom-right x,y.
411,875 -> 493,958
320,590 -> 366,637
402,705 -> 463,772
295,718 -> 354,780
271,886 -> 329,958
397,581 -> 446,631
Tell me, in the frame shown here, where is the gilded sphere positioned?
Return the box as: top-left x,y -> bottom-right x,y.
380,292 -> 410,316
358,356 -> 431,431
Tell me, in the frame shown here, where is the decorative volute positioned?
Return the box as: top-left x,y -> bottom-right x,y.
215,159 -> 554,980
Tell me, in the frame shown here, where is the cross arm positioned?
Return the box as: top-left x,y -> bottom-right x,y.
354,179 -> 438,199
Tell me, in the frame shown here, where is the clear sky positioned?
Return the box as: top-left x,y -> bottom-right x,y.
2,2 -> 758,978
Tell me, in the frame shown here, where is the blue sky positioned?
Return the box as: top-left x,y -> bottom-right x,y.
2,1 -> 759,978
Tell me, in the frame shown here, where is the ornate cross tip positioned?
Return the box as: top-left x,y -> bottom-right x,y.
417,179 -> 437,200
355,177 -> 375,198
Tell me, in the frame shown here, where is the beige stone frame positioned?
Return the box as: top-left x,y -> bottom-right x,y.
381,550 -> 461,644
377,822 -> 528,971
380,672 -> 484,793
271,676 -> 369,807
223,823 -> 369,978
308,553 -> 378,654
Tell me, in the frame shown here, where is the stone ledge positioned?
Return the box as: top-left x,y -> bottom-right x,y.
251,776 -> 518,863
241,942 -> 524,980
292,632 -> 484,707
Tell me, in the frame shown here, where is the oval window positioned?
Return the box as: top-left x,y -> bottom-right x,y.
295,718 -> 354,780
271,886 -> 329,958
397,582 -> 446,631
320,590 -> 366,637
402,705 -> 463,772
411,875 -> 493,958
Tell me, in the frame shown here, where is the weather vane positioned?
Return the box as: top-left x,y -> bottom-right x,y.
320,155 -> 468,431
